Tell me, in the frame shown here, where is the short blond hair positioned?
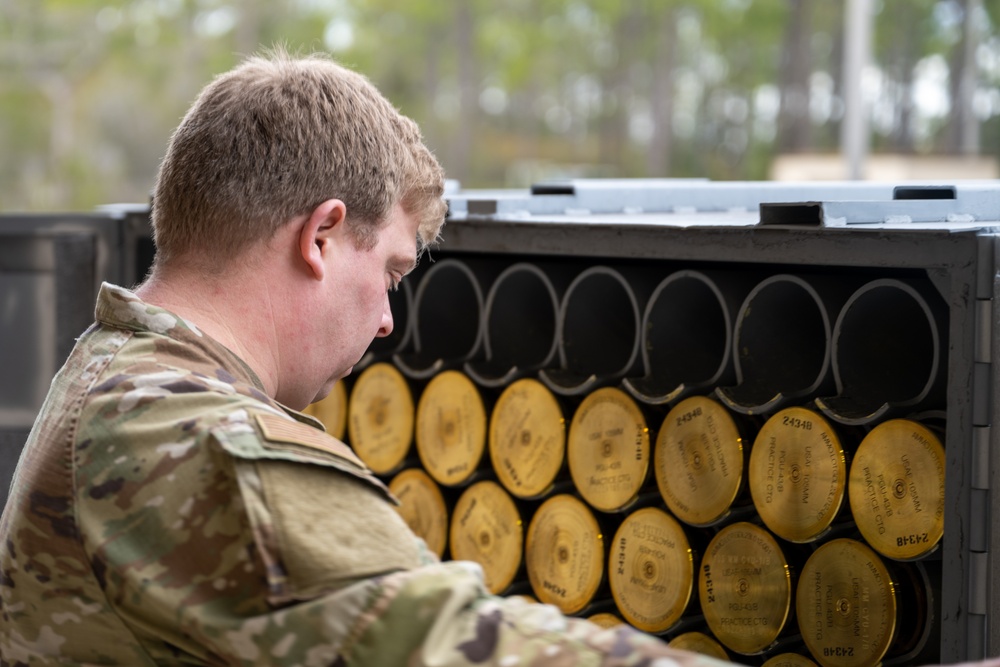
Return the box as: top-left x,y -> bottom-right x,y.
151,50 -> 446,265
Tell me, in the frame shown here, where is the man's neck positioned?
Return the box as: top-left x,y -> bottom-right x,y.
136,264 -> 281,399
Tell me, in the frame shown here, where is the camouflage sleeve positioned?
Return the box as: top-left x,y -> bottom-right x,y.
76,402 -> 739,666
343,561 -> 744,667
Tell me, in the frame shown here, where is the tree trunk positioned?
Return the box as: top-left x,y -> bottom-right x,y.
647,5 -> 676,176
450,0 -> 477,180
599,6 -> 641,170
422,27 -> 442,154
883,1 -> 918,153
944,0 -> 981,154
826,5 -> 846,148
777,0 -> 812,153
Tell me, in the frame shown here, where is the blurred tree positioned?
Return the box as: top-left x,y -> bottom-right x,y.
647,2 -> 679,176
777,0 -> 813,153
943,0 -> 982,154
0,0 -> 998,211
874,0 -> 939,153
595,1 -> 638,169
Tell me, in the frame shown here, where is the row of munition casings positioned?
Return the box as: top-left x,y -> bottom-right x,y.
307,364 -> 946,667
357,255 -> 948,424
303,255 -> 951,667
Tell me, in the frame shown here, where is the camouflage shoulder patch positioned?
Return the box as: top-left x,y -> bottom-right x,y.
239,456 -> 423,605
256,413 -> 367,470
210,412 -> 394,503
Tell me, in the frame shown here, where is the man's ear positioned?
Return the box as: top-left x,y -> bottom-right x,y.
299,199 -> 347,280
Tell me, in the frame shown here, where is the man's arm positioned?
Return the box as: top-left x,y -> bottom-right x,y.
77,405 -> 738,665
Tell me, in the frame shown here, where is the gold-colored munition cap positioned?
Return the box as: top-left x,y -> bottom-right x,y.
568,387 -> 650,512
490,378 -> 566,499
796,539 -> 897,667
388,468 -> 448,558
749,407 -> 847,543
347,363 -> 414,474
415,370 -> 487,487
525,494 -> 605,614
609,507 -> 694,633
848,419 -> 945,560
302,379 -> 347,440
763,653 -> 819,667
449,480 -> 523,594
667,632 -> 730,661
655,396 -> 745,526
699,522 -> 794,655
587,612 -> 624,629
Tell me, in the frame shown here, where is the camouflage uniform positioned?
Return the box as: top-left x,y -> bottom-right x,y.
1,283 -> 739,666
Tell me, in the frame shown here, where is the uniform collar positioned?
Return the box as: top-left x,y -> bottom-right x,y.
95,282 -> 268,395
94,283 -> 325,431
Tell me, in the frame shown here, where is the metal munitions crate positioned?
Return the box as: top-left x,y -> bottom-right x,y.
421,179 -> 999,664
2,181 -> 999,663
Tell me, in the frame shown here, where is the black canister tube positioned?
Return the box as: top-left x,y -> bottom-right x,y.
816,278 -> 947,426
624,269 -> 756,405
540,265 -> 655,396
716,274 -> 853,414
395,258 -> 499,380
465,262 -> 568,388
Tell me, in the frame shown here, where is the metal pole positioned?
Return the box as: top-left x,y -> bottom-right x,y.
960,0 -> 982,155
842,0 -> 873,180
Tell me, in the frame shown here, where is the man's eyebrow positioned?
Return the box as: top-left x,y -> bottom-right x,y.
390,256 -> 418,275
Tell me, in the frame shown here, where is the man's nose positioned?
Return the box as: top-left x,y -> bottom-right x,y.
376,292 -> 394,338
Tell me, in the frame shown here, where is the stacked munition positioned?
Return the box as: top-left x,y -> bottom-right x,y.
305,257 -> 949,667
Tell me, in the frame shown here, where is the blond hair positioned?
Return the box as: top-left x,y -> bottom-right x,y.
151,50 -> 445,266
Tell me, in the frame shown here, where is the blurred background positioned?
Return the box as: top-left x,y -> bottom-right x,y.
1,0 -> 998,213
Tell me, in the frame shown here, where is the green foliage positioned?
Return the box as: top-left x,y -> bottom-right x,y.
0,0 -> 997,210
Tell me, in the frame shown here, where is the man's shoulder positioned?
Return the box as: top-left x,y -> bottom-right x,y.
65,336 -> 281,492
79,328 -> 270,423
74,346 -> 386,489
